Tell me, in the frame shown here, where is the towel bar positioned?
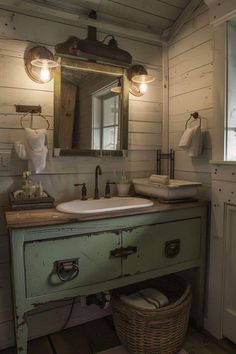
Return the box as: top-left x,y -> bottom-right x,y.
15,104 -> 50,130
156,149 -> 175,179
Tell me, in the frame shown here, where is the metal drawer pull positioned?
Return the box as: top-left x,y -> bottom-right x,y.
56,259 -> 79,282
110,246 -> 137,258
165,239 -> 180,258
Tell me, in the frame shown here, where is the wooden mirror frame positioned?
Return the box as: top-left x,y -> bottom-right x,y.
54,56 -> 129,156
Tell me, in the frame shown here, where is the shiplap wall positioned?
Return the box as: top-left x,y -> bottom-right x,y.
168,3 -> 212,199
0,9 -> 162,349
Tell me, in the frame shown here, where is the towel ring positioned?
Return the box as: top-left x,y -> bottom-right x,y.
20,111 -> 50,130
185,112 -> 201,130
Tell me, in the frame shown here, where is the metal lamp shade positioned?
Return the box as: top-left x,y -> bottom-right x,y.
111,78 -> 122,93
130,64 -> 155,84
25,46 -> 59,83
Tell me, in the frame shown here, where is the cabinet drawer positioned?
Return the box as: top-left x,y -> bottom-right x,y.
122,218 -> 201,275
24,231 -> 121,298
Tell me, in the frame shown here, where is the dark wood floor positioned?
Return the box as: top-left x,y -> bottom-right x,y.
1,317 -> 236,354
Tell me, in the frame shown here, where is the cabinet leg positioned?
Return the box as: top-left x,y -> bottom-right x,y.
195,267 -> 205,329
14,314 -> 28,354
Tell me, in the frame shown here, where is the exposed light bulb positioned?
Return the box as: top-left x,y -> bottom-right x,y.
140,83 -> 147,93
40,65 -> 50,82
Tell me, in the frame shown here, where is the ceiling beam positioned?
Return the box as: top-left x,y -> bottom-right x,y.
0,0 -> 164,45
162,0 -> 202,43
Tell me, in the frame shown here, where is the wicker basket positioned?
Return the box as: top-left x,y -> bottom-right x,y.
112,274 -> 192,354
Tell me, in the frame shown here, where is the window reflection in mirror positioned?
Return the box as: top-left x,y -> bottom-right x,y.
54,58 -> 129,156
92,84 -> 120,150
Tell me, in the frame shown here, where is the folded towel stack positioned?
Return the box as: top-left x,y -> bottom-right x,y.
149,174 -> 170,185
179,126 -> 202,157
120,288 -> 169,310
14,128 -> 48,173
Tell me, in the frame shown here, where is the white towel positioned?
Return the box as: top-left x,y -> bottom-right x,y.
14,141 -> 27,160
14,128 -> 48,173
121,288 -> 169,310
188,127 -> 203,157
179,127 -> 196,149
149,174 -> 169,185
25,128 -> 48,173
24,128 -> 47,151
179,126 -> 202,157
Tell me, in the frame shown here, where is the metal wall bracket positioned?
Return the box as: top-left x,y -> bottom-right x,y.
15,105 -> 42,114
157,149 -> 175,179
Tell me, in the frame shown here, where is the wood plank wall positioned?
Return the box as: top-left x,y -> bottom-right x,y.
0,8 -> 162,349
168,3 -> 212,199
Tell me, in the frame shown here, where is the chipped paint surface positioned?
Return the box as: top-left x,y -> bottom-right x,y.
10,206 -> 207,354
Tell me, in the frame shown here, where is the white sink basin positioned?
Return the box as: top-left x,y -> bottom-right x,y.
56,197 -> 154,214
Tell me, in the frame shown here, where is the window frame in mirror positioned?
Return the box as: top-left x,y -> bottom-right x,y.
54,56 -> 129,156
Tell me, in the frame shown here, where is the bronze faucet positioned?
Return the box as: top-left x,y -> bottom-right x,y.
94,165 -> 102,199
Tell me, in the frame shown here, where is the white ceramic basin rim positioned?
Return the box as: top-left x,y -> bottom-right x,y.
56,197 -> 154,214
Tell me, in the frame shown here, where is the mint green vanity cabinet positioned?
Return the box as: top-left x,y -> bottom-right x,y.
25,230 -> 122,297
122,218 -> 201,276
7,204 -> 207,354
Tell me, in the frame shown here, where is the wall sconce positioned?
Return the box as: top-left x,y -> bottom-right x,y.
25,46 -> 59,83
128,64 -> 155,97
130,64 -> 155,84
111,78 -> 122,94
129,82 -> 145,97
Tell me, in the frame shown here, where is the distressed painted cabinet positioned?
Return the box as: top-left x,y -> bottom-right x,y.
7,204 -> 207,354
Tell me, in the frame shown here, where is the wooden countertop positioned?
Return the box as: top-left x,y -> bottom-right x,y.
4,199 -> 209,229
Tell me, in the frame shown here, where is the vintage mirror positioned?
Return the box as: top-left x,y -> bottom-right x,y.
54,56 -> 129,156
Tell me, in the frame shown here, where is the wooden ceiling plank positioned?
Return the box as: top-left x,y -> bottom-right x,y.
98,13 -> 163,34
0,0 -> 164,44
23,0 -> 92,15
24,0 -> 174,29
100,13 -> 170,33
160,0 -> 191,9
96,0 -> 174,29
162,0 -> 203,42
109,0 -> 182,21
24,0 -> 163,34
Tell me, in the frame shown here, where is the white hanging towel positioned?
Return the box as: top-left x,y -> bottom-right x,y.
14,141 -> 27,160
178,126 -> 196,149
14,128 -> 48,173
179,126 -> 203,157
188,126 -> 203,157
24,128 -> 48,173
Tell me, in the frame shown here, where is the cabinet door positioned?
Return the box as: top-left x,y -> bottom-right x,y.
24,231 -> 121,297
122,218 -> 201,276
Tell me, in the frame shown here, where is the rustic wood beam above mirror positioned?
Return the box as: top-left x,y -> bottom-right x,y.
54,56 -> 129,157
55,35 -> 132,67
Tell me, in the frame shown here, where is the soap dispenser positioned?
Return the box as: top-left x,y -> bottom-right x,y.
105,180 -> 116,198
22,171 -> 33,198
35,182 -> 44,198
74,183 -> 87,200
